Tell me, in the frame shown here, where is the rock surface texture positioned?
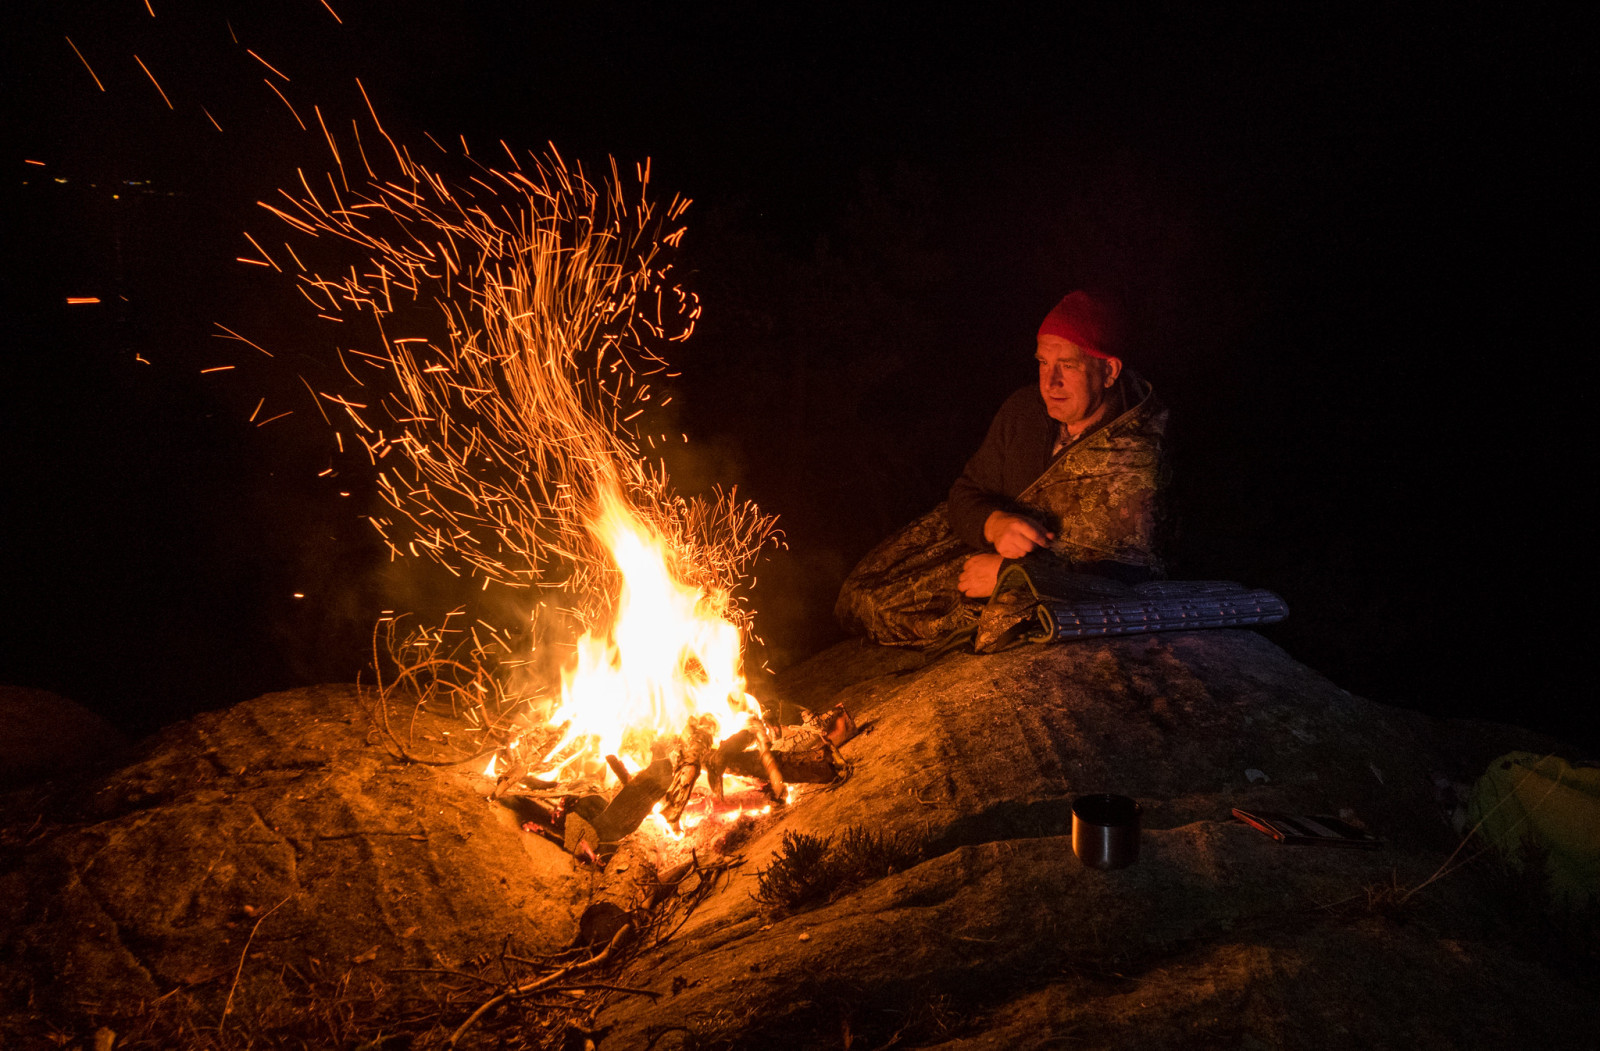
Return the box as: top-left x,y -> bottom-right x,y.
1,632 -> 1594,1049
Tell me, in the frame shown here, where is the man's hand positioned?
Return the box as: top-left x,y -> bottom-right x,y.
959,553 -> 1003,598
982,511 -> 1054,560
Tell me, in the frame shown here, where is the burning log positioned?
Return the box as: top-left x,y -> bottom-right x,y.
591,757 -> 674,845
500,794 -> 566,848
660,714 -> 717,829
704,729 -> 754,801
490,755 -> 531,800
801,703 -> 856,782
606,754 -> 632,785
723,745 -> 840,785
748,716 -> 787,802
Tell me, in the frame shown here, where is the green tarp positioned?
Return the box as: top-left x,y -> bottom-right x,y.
1467,751 -> 1600,904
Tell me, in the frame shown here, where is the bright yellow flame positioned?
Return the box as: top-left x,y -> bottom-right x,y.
541,478 -> 752,770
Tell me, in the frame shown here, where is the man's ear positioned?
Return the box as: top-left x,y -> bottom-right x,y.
1102,355 -> 1123,387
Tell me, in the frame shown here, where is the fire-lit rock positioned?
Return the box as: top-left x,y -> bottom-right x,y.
1,634 -> 1592,1048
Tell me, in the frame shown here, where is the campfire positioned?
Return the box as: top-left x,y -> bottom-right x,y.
482,476 -> 858,863
248,112 -> 852,862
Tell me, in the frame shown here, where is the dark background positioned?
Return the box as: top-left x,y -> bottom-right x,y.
4,2 -> 1590,748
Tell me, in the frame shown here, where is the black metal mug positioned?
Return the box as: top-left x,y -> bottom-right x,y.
1072,793 -> 1141,869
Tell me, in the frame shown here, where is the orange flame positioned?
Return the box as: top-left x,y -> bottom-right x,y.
539,477 -> 753,774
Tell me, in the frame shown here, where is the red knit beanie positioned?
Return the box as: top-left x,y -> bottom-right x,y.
1037,291 -> 1122,360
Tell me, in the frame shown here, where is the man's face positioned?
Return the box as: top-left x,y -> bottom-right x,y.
1036,334 -> 1122,428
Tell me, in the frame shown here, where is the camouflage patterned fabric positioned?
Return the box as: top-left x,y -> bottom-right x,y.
834,374 -> 1168,647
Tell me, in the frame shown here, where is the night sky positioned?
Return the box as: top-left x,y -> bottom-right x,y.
5,2 -> 1590,748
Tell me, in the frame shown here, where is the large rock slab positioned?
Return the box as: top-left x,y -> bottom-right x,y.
0,632 -> 1592,1049
597,632 -> 1595,1048
0,684 -> 589,1043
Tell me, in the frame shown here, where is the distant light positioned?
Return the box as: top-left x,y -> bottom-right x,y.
25,159 -> 45,167
65,297 -> 100,305
292,592 -> 305,599
54,177 -> 69,184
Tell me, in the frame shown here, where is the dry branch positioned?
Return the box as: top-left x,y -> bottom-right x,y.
446,921 -> 636,1047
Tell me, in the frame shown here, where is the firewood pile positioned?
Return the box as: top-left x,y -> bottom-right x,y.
491,703 -> 858,865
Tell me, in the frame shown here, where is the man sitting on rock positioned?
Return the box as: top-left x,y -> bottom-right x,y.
834,290 -> 1169,647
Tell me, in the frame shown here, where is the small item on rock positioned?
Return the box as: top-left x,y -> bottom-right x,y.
1231,808 -> 1381,849
1072,793 -> 1141,870
820,703 -> 858,746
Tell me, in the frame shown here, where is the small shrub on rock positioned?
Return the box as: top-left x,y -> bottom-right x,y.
754,826 -> 928,913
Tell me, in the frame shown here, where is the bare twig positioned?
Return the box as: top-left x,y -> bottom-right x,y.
538,982 -> 660,998
446,920 -> 635,1047
220,894 -> 292,1033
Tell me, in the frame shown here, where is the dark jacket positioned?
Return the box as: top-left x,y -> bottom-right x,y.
947,381 -> 1129,549
834,373 -> 1166,646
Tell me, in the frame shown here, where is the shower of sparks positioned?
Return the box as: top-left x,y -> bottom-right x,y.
133,54 -> 173,109
255,117 -> 778,750
213,323 -> 275,357
247,49 -> 290,81
65,37 -> 105,92
263,79 -> 307,129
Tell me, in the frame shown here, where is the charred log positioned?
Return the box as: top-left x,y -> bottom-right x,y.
748,717 -> 787,801
659,715 -> 717,829
592,757 -> 674,845
723,745 -> 840,785
558,793 -> 610,862
705,729 -> 755,801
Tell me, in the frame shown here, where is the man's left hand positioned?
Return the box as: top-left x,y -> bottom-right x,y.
959,553 -> 1003,598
